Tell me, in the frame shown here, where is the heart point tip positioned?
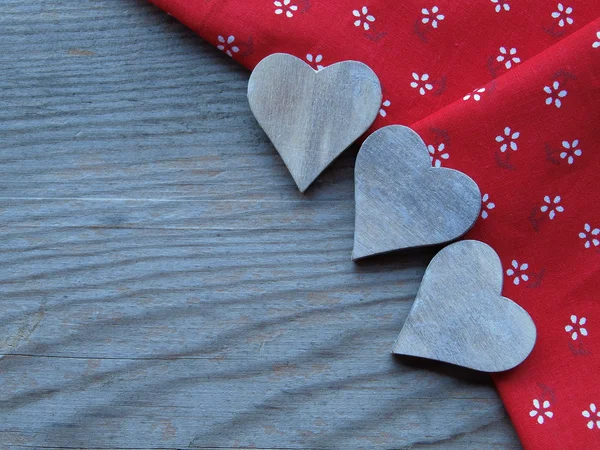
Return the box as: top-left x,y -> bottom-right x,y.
295,179 -> 311,193
351,248 -> 365,261
391,328 -> 415,356
390,341 -> 407,356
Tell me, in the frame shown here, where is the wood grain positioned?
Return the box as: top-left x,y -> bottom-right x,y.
0,1 -> 521,448
353,126 -> 481,259
393,240 -> 536,372
248,54 -> 381,192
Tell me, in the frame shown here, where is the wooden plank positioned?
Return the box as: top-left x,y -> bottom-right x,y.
0,0 -> 521,448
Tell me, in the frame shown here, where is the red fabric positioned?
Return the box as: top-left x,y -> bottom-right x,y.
149,0 -> 600,447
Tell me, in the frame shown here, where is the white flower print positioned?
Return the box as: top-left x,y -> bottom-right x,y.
216,35 -> 240,57
481,193 -> 496,219
421,6 -> 445,29
496,46 -> 520,69
463,87 -> 486,101
274,0 -> 298,18
544,81 -> 568,108
540,195 -> 564,219
559,140 -> 582,165
495,127 -> 520,152
582,403 -> 600,430
410,73 -> 433,96
594,31 -> 600,49
552,3 -> 574,27
506,260 -> 529,285
353,6 -> 375,31
428,143 -> 449,167
565,315 -> 588,340
306,54 -> 324,71
530,399 -> 554,425
579,223 -> 600,249
490,0 -> 510,13
379,99 -> 391,117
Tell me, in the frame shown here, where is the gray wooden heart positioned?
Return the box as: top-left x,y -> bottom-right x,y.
247,53 -> 382,192
392,240 -> 537,372
353,125 -> 481,260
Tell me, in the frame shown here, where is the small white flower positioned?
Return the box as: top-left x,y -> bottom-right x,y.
582,403 -> 600,430
274,0 -> 298,18
540,195 -> 564,220
421,6 -> 445,29
490,0 -> 510,13
559,140 -> 582,165
410,72 -> 434,96
353,6 -> 376,31
530,399 -> 554,425
594,31 -> 600,49
481,193 -> 496,219
579,223 -> 600,249
306,54 -> 324,71
544,81 -> 568,108
379,99 -> 391,117
496,46 -> 520,69
565,315 -> 588,340
551,3 -> 574,27
216,35 -> 240,57
463,87 -> 486,101
495,127 -> 520,152
428,143 -> 449,167
506,260 -> 529,285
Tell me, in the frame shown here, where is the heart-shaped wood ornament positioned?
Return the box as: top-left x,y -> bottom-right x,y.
247,53 -> 382,192
353,125 -> 481,260
392,240 -> 537,372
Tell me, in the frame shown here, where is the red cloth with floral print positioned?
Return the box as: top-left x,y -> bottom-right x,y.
149,0 -> 600,447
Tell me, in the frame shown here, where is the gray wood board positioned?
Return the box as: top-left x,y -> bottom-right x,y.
0,1 -> 521,448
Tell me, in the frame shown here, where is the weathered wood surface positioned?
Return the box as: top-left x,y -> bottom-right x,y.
248,54 -> 381,192
353,126 -> 480,259
0,1 -> 521,448
393,240 -> 536,372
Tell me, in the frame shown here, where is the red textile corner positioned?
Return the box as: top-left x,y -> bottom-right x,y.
149,0 -> 600,447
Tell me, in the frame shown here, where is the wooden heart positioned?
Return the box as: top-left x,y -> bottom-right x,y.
247,53 -> 382,192
392,240 -> 537,372
353,125 -> 481,260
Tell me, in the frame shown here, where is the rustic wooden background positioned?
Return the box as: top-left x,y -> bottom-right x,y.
0,1 -> 521,448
